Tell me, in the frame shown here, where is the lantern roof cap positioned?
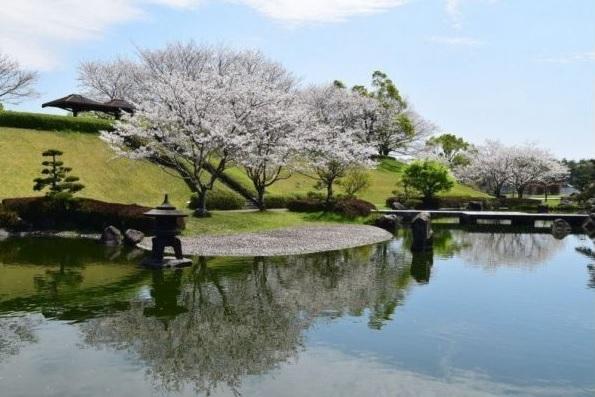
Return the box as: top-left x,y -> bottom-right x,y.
144,194 -> 187,217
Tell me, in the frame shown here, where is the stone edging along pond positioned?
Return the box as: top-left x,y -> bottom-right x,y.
138,224 -> 394,257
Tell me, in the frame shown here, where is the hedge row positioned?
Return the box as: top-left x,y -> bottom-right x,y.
288,197 -> 376,218
0,111 -> 113,133
2,196 -> 157,233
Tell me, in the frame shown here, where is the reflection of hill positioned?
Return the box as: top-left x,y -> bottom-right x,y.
81,244 -> 414,395
454,232 -> 565,269
0,238 -> 149,320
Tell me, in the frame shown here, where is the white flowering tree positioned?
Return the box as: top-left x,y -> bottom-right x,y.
101,43 -> 256,216
455,140 -> 513,197
507,145 -> 569,198
299,84 -> 376,205
78,57 -> 140,101
0,52 -> 38,105
456,141 -> 567,199
232,52 -> 303,210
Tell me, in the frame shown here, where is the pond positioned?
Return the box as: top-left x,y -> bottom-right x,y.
0,229 -> 594,397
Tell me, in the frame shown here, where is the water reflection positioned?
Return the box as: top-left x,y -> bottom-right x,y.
450,231 -> 566,269
1,232 -> 593,396
80,245 -> 413,395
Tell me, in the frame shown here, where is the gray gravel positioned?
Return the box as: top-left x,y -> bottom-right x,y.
139,225 -> 393,257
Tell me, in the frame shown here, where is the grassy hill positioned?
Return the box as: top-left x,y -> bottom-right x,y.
0,126 -> 489,209
0,127 -> 197,207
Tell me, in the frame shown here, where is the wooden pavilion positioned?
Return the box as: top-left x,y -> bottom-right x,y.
42,94 -> 134,119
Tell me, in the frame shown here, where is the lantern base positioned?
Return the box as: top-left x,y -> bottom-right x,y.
141,255 -> 192,268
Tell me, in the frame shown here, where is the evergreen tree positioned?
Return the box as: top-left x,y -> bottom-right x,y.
33,149 -> 84,197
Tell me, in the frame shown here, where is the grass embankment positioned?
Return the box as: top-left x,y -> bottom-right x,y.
0,127 -> 235,207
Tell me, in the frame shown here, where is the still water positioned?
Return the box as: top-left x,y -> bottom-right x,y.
0,229 -> 593,397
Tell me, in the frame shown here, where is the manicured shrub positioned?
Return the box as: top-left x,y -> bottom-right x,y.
287,198 -> 326,213
2,196 -> 156,233
0,206 -> 22,230
263,194 -> 292,209
334,198 -> 376,218
0,111 -> 113,133
188,190 -> 245,211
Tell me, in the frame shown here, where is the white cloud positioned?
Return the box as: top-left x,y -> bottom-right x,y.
539,51 -> 595,64
0,0 -> 144,69
428,35 -> 484,47
0,0 -> 409,70
237,0 -> 408,24
445,0 -> 463,28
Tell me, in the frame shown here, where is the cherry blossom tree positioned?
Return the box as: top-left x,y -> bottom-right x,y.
509,145 -> 567,198
0,52 -> 38,105
78,57 -> 140,101
232,52 -> 303,210
455,140 -> 513,197
537,159 -> 569,201
299,84 -> 376,205
102,42 -> 275,216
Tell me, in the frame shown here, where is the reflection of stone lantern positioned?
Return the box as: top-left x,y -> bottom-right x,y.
143,194 -> 192,267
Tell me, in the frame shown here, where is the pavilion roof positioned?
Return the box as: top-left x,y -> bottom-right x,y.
42,94 -> 134,115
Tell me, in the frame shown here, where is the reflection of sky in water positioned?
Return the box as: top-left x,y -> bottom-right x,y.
0,233 -> 593,397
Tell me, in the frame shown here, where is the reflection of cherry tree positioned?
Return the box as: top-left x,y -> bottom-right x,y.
455,232 -> 565,269
0,315 -> 40,362
80,244 -> 413,395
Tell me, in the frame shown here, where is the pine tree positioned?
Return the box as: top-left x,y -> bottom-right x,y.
33,149 -> 85,198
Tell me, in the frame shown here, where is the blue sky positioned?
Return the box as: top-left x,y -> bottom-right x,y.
1,0 -> 593,159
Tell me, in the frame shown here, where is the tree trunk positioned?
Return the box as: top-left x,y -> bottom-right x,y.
193,190 -> 209,217
517,186 -> 525,199
325,182 -> 334,210
256,187 -> 266,211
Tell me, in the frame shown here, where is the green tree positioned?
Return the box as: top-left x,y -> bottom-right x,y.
401,160 -> 454,202
562,159 -> 595,192
426,133 -> 472,167
33,149 -> 85,198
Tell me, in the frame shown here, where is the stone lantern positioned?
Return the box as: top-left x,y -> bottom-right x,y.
142,194 -> 192,267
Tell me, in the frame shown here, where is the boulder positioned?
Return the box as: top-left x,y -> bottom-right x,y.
374,214 -> 401,232
100,226 -> 124,246
411,212 -> 433,252
582,215 -> 595,239
391,201 -> 407,210
0,228 -> 9,241
551,218 -> 571,239
466,201 -> 483,211
124,229 -> 145,246
537,204 -> 549,213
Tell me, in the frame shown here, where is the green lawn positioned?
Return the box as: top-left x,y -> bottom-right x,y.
183,210 -> 372,236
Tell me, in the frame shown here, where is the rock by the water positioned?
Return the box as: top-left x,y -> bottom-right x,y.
583,215 -> 595,239
467,201 -> 483,211
537,204 -> 549,213
551,218 -> 571,239
411,212 -> 433,252
374,214 -> 401,232
0,228 -> 9,241
391,201 -> 407,210
124,229 -> 145,246
100,226 -> 124,246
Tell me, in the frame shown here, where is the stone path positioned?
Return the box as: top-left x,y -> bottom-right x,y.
139,224 -> 393,257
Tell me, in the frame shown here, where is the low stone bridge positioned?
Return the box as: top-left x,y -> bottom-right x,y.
376,210 -> 589,227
